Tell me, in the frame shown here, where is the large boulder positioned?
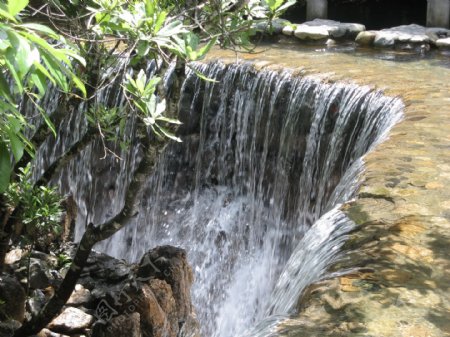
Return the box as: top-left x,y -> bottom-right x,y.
137,246 -> 194,321
72,246 -> 199,337
93,312 -> 142,337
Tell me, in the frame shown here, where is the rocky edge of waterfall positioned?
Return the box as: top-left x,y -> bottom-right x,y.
255,18 -> 450,52
0,245 -> 199,337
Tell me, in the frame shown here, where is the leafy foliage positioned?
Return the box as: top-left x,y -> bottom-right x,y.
6,164 -> 63,242
124,70 -> 182,142
0,0 -> 86,193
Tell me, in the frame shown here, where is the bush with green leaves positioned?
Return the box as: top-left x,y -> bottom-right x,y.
6,164 -> 62,246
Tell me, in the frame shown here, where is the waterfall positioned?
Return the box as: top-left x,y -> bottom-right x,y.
33,60 -> 403,337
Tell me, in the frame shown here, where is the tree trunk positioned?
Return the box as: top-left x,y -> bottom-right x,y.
13,131 -> 166,336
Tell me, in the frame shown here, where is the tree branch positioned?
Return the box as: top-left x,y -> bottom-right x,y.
13,128 -> 166,336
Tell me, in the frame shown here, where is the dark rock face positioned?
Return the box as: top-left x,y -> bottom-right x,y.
3,246 -> 198,337
94,312 -> 141,337
78,246 -> 198,337
0,273 -> 26,322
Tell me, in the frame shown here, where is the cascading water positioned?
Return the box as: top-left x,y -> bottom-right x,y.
33,60 -> 403,337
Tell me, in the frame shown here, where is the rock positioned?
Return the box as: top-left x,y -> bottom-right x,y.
137,246 -> 194,321
355,31 -> 377,46
27,289 -> 47,318
28,259 -> 51,290
373,24 -> 435,49
295,19 -> 365,40
0,320 -> 21,337
80,251 -> 132,287
48,307 -> 94,334
294,25 -> 330,40
373,32 -> 396,47
254,19 -> 290,35
282,25 -> 295,36
436,37 -> 450,49
0,273 -> 26,322
94,313 -> 142,337
342,23 -> 366,38
326,39 -> 337,47
73,246 -> 198,337
67,284 -> 91,306
31,251 -> 58,269
137,284 -> 175,337
4,248 -> 23,265
270,19 -> 291,34
37,328 -> 70,337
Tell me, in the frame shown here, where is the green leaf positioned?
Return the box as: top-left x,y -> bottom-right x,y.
4,58 -> 24,94
154,124 -> 181,142
36,104 -> 57,137
6,30 -> 37,77
277,0 -> 296,12
157,20 -> 186,37
0,28 -> 11,50
33,61 -> 56,86
136,41 -> 150,57
0,72 -> 13,102
19,23 -> 58,38
41,53 -> 69,91
30,70 -> 47,96
154,11 -> 168,33
21,31 -> 72,66
7,116 -> 23,133
7,0 -> 28,17
135,70 -> 147,94
72,76 -> 86,98
156,116 -> 182,125
6,129 -> 24,161
195,37 -> 217,61
145,0 -> 156,16
0,141 -> 12,193
0,6 -> 18,22
188,66 -> 219,83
